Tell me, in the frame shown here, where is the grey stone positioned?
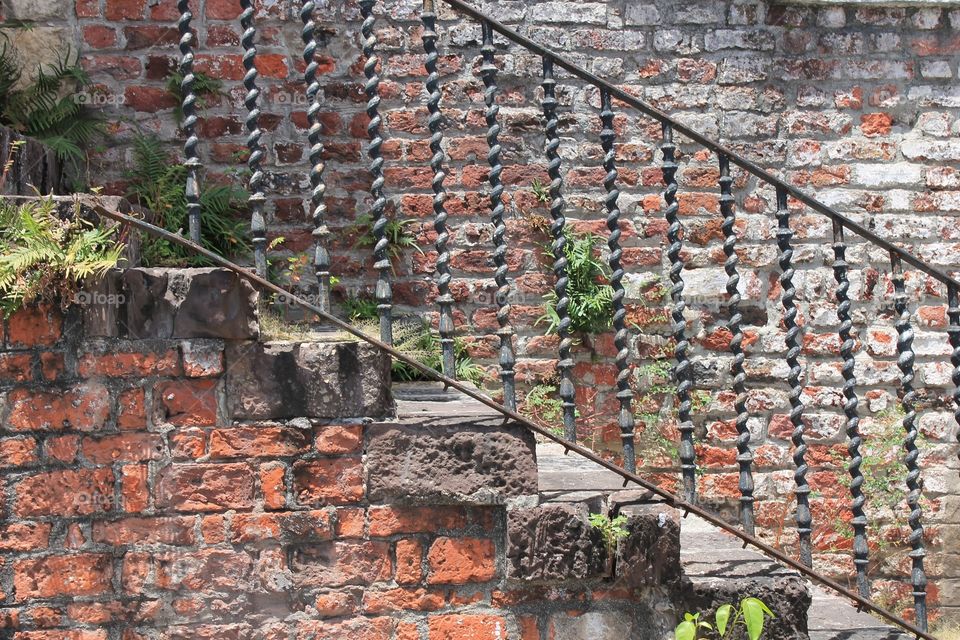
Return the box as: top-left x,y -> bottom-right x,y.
123,268 -> 259,340
366,417 -> 537,505
506,503 -> 606,582
0,28 -> 70,87
548,611 -> 637,640
3,0 -> 71,20
682,574 -> 810,640
224,340 -> 392,421
624,4 -> 660,25
616,505 -> 682,592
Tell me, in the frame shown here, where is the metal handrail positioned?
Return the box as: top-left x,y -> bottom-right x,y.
439,0 -> 960,294
92,203 -> 936,640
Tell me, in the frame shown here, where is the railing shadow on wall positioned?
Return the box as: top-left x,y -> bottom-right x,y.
158,0 -> 959,636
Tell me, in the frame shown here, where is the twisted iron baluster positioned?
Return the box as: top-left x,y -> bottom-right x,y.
177,0 -> 201,243
891,254 -> 928,632
422,0 -> 455,377
360,0 -> 392,344
599,89 -> 635,472
541,57 -> 576,441
240,0 -> 267,277
481,21 -> 516,409
719,153 -> 754,535
776,186 -> 812,567
662,123 -> 696,502
950,285 -> 960,477
833,221 -> 870,598
301,0 -> 330,312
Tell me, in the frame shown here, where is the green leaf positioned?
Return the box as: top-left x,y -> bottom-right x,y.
675,620 -> 696,640
741,598 -> 772,640
715,604 -> 733,637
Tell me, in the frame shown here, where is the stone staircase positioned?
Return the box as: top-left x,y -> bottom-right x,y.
537,440 -> 912,640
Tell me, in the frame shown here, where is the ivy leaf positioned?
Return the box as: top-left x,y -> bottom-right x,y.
741,598 -> 773,640
715,604 -> 733,637
675,620 -> 696,640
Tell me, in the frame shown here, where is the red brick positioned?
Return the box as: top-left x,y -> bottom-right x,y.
259,463 -> 287,510
7,305 -> 61,347
105,0 -> 145,19
82,434 -> 164,464
154,380 -> 218,426
78,348 -> 180,378
7,383 -> 110,432
120,464 -> 149,512
293,458 -> 364,505
336,507 -> 366,538
14,554 -> 113,599
76,0 -> 99,17
0,437 -> 38,468
157,463 -> 254,512
395,539 -> 423,585
257,53 -> 289,78
123,86 -> 179,113
428,615 -> 508,640
170,427 -> 206,459
202,514 -> 227,544
426,538 -> 496,584
861,112 -> 893,136
314,591 -> 358,618
0,353 -> 32,382
368,507 -> 469,537
362,587 -> 444,614
0,522 -> 51,551
123,25 -> 179,49
117,388 -> 147,430
92,517 -> 195,545
314,425 -> 363,454
83,25 -> 118,49
44,435 -> 79,464
15,468 -> 115,517
205,0 -> 242,19
230,511 -> 332,543
155,549 -> 252,591
39,352 -> 65,381
208,425 -> 310,458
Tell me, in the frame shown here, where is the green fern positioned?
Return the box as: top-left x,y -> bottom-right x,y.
0,45 -> 103,168
166,71 -> 225,124
126,133 -> 251,267
0,197 -> 123,316
538,229 -> 614,335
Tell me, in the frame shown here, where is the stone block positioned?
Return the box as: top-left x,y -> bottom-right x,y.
506,503 -> 606,582
122,268 -> 258,340
225,340 -> 391,420
366,417 -> 537,505
615,504 -> 682,591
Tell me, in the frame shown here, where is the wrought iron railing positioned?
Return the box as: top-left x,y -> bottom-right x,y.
162,0 -> 960,635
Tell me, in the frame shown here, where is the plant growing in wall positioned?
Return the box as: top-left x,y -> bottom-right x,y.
0,167 -> 123,315
0,44 -> 103,171
676,598 -> 774,640
125,134 -> 250,267
166,71 -> 224,124
537,229 -> 614,336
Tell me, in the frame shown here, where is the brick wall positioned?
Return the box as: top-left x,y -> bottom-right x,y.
0,277 -> 692,639
2,0 -> 960,623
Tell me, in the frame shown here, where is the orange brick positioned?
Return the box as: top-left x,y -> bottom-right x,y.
260,463 -> 287,510
0,522 -> 51,551
428,615 -> 508,640
209,425 -> 310,458
362,587 -> 444,614
78,348 -> 181,378
368,506 -> 468,536
315,425 -> 363,454
336,507 -> 366,538
7,383 -> 110,432
0,437 -> 38,468
154,379 -> 218,426
82,433 -> 164,464
7,305 -> 61,347
426,538 -> 496,585
293,458 -> 364,505
395,539 -> 423,585
120,464 -> 149,513
117,388 -> 147,430
15,468 -> 115,517
14,554 -> 112,599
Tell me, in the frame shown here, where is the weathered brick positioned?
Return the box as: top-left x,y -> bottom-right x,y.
293,458 -> 364,505
426,538 -> 496,584
15,468 -> 115,517
14,554 -> 113,599
78,348 -> 180,378
156,463 -> 255,512
82,434 -> 164,464
6,383 -> 110,432
428,615 -> 508,640
7,305 -> 61,348
208,424 -> 310,458
92,517 -> 195,545
154,380 -> 219,426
